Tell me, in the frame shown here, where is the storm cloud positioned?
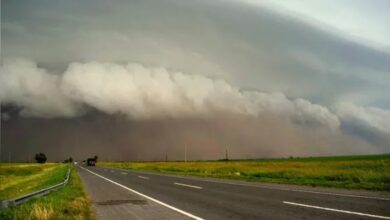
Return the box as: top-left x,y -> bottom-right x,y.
1,0 -> 389,161
0,58 -> 385,161
1,59 -> 340,131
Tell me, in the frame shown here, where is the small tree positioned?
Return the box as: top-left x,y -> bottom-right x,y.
94,155 -> 98,162
35,153 -> 47,163
63,157 -> 73,163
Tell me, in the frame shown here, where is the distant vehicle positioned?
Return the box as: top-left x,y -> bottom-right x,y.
74,161 -> 78,165
87,158 -> 96,166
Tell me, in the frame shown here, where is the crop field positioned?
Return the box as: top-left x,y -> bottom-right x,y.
0,164 -> 95,220
100,154 -> 390,191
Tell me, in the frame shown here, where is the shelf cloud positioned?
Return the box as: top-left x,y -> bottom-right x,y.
1,0 -> 389,160
1,59 -> 340,131
0,58 -> 386,161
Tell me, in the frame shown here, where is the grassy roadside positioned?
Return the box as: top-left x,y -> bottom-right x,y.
100,154 -> 390,191
0,163 -> 68,200
0,165 -> 96,220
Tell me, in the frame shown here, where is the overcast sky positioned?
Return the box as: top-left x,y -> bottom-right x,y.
1,0 -> 389,160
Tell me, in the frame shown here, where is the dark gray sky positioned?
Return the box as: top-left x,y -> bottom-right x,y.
1,0 -> 389,161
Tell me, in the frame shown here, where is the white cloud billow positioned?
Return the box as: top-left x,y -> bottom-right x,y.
335,102 -> 390,135
1,59 -> 342,131
0,59 -> 79,117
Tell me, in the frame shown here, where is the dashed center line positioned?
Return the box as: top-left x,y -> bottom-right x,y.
138,176 -> 149,179
283,201 -> 390,219
121,172 -> 127,175
174,182 -> 202,189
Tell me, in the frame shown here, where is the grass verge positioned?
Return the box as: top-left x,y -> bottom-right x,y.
0,166 -> 96,220
0,163 -> 68,200
99,154 -> 390,191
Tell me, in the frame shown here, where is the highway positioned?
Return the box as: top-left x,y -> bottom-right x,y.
77,166 -> 390,220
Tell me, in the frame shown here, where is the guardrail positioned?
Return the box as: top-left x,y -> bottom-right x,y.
0,166 -> 71,210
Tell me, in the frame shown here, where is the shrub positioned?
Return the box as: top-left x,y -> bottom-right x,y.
35,153 -> 47,164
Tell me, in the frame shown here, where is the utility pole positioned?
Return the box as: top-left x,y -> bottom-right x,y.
184,145 -> 187,163
225,148 -> 229,161
165,148 -> 168,162
0,104 -> 2,163
8,151 -> 11,166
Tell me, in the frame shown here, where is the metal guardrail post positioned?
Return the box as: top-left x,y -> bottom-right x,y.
0,165 -> 72,210
1,201 -> 9,209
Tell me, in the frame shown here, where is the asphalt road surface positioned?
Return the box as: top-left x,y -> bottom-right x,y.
77,166 -> 390,220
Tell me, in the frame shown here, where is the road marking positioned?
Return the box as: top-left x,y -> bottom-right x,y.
79,166 -> 204,220
99,167 -> 390,201
114,169 -> 390,201
283,201 -> 390,219
174,182 -> 202,189
138,176 -> 149,180
110,170 -> 115,173
121,172 -> 127,175
276,188 -> 390,201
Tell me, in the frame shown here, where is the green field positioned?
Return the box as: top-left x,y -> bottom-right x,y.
0,164 -> 95,220
100,154 -> 390,191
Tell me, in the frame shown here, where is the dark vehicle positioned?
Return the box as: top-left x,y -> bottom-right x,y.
87,155 -> 98,166
87,158 -> 96,166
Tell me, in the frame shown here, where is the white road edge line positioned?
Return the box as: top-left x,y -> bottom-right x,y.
138,176 -> 149,179
283,201 -> 390,219
79,166 -> 204,220
174,182 -> 203,189
277,188 -> 390,201
100,167 -> 390,201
